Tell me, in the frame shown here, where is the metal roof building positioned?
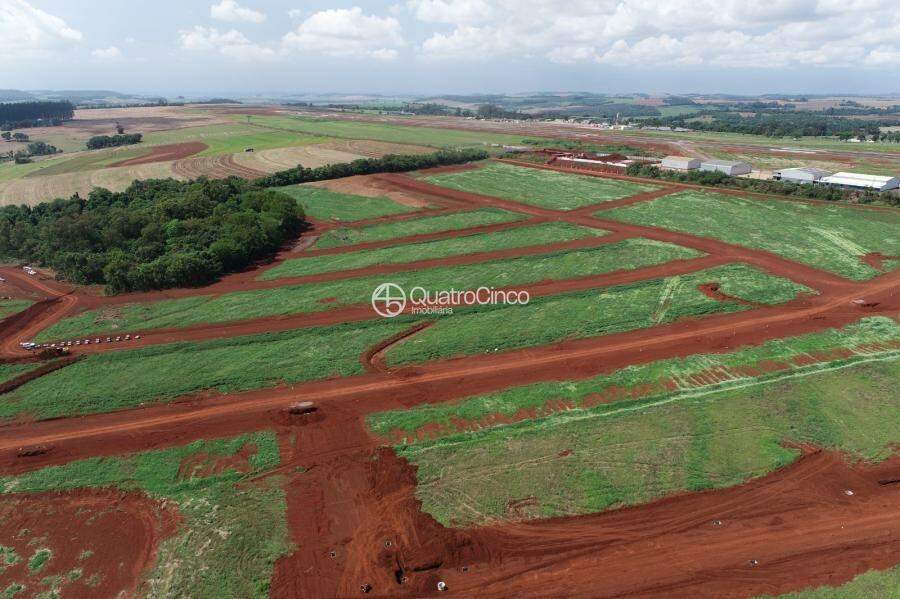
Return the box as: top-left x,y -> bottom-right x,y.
819,172 -> 899,192
661,156 -> 700,170
773,167 -> 833,184
699,160 -> 752,176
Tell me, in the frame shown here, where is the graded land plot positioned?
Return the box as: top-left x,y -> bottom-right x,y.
0,432 -> 289,598
0,299 -> 33,319
19,146 -> 152,178
602,190 -> 900,280
36,239 -> 703,341
390,353 -> 898,526
383,263 -> 813,366
313,208 -> 528,249
244,115 -> 528,148
369,316 -> 900,441
261,221 -> 603,280
274,184 -> 419,222
7,320 -> 412,420
422,162 -> 659,210
761,566 -> 899,599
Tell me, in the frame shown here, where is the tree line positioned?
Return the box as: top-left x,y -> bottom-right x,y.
0,148 -> 488,293
0,100 -> 75,130
86,133 -> 143,149
625,163 -> 894,206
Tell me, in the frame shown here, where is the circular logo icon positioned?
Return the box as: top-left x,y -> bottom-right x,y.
371,283 -> 406,318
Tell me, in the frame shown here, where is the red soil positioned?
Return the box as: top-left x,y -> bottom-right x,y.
0,488 -> 179,598
106,141 -> 207,167
861,251 -> 898,271
0,162 -> 898,597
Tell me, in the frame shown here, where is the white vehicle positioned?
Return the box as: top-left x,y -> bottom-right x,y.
19,342 -> 36,350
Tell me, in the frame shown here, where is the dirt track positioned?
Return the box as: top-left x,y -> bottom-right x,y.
0,162 -> 897,597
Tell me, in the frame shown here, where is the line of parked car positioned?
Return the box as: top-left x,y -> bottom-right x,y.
21,334 -> 142,351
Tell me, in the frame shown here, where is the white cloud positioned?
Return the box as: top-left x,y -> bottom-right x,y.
287,9 -> 303,20
410,0 -> 900,67
91,46 -> 121,59
282,7 -> 403,59
210,0 -> 265,24
179,26 -> 277,61
0,0 -> 82,60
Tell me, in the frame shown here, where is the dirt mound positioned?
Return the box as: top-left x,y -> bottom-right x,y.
107,141 -> 207,167
0,488 -> 179,598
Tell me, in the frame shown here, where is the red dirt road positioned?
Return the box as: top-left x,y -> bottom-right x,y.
272,439 -> 900,598
0,162 -> 897,598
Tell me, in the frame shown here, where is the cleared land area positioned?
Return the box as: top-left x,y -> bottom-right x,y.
262,222 -> 602,280
36,239 -> 702,341
423,162 -> 659,210
0,299 -> 33,319
384,263 -> 812,366
0,432 -> 289,598
274,184 -> 419,222
314,207 -> 527,248
602,190 -> 900,280
392,352 -> 898,526
762,566 -> 899,599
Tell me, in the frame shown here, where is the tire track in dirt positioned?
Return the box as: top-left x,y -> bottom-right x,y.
361,321 -> 434,373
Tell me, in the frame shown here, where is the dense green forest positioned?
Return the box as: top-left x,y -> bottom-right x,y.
86,133 -> 143,149
643,110 -> 899,138
0,100 -> 75,129
0,179 -> 304,293
0,148 -> 487,293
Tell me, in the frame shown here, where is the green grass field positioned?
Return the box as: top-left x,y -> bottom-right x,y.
0,299 -> 33,319
36,239 -> 702,341
0,361 -> 43,385
262,222 -> 603,280
275,185 -> 419,222
21,146 -> 150,178
246,115 -> 527,148
369,317 -> 900,440
142,123 -> 328,156
603,190 -> 900,279
423,162 -> 659,210
384,263 -> 813,366
8,320 -> 411,420
760,566 -> 899,599
396,357 -> 898,526
0,432 -> 290,598
314,208 -> 527,249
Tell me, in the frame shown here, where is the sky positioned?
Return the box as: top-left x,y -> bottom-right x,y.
2,0 -> 899,96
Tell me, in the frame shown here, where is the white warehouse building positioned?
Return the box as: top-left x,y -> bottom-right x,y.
661,156 -> 700,170
773,167 -> 833,184
819,172 -> 900,192
699,159 -> 752,176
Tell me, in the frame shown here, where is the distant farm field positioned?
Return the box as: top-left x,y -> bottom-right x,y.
423,162 -> 659,210
384,263 -> 812,366
603,191 -> 900,279
275,185 -> 419,222
245,115 -> 528,148
261,222 -> 603,280
313,208 -> 527,249
37,239 -> 702,341
395,355 -> 899,526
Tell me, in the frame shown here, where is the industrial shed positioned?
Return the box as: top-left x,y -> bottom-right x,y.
819,172 -> 900,192
699,160 -> 752,176
772,167 -> 833,184
661,156 -> 700,170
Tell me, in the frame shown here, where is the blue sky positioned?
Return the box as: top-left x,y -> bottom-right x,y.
3,0 -> 899,96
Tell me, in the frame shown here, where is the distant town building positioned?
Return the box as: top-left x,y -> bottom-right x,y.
661,156 -> 700,170
772,167 -> 833,184
819,172 -> 900,192
699,160 -> 752,176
